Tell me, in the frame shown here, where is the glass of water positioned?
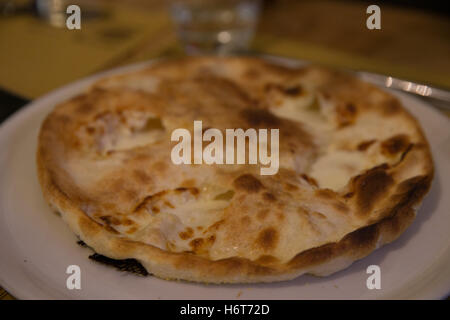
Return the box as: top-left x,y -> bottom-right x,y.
169,0 -> 261,55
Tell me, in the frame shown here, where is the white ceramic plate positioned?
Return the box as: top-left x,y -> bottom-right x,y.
0,59 -> 449,300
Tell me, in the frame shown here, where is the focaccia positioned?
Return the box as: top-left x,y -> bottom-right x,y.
37,57 -> 433,283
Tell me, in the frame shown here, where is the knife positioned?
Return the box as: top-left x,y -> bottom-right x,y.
358,72 -> 450,111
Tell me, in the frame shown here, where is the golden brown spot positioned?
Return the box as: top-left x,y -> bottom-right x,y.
214,190 -> 235,201
71,139 -> 81,150
357,140 -> 376,151
241,216 -> 251,224
264,83 -> 279,92
343,192 -> 354,199
333,201 -> 349,214
390,175 -> 432,214
237,194 -> 247,202
130,153 -> 151,163
255,228 -> 278,251
126,226 -> 138,234
241,108 -> 280,128
397,143 -> 414,164
179,227 -> 194,240
153,161 -> 168,172
296,207 -> 308,216
257,209 -> 269,220
381,134 -> 410,156
121,219 -> 134,226
174,187 -> 199,196
233,174 -> 263,193
382,98 -> 401,115
283,86 -> 303,96
99,215 -> 121,226
396,176 -> 426,194
336,102 -> 357,127
189,238 -> 204,251
276,212 -> 285,221
207,235 -> 216,244
353,166 -> 394,214
301,174 -> 318,187
205,219 -> 225,233
103,225 -> 119,234
180,179 -> 196,188
133,193 -> 157,213
276,202 -> 285,210
315,189 -> 336,199
262,192 -> 276,202
343,224 -> 379,250
132,170 -> 152,184
151,206 -> 160,214
144,117 -> 164,131
75,102 -> 91,114
284,183 -> 299,191
122,189 -> 138,202
164,201 -> 174,209
189,188 -> 199,196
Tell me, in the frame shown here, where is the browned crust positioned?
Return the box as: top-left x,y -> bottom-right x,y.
36,56 -> 434,283
37,145 -> 433,282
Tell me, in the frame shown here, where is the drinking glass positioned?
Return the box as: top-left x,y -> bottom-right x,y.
169,0 -> 261,55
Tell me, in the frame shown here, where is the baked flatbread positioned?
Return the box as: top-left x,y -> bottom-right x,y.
37,57 -> 433,283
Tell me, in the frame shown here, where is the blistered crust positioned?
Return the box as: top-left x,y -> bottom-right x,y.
36,56 -> 433,283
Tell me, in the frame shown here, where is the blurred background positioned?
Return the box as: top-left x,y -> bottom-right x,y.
0,0 -> 449,300
0,0 -> 449,101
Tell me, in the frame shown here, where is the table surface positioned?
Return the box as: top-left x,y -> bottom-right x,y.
0,0 -> 449,300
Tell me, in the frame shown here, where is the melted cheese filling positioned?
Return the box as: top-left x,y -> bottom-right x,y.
268,85 -> 412,190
